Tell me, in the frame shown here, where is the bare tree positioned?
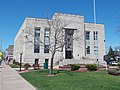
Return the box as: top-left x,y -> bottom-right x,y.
48,17 -> 67,75
114,45 -> 120,51
24,15 -> 82,75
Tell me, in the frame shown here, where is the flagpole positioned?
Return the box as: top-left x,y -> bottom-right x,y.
93,0 -> 96,24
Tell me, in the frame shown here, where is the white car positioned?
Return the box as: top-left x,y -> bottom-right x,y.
111,61 -> 118,65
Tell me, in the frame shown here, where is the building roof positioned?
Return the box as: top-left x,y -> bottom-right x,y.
8,45 -> 14,51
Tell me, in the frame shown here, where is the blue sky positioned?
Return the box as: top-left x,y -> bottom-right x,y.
0,0 -> 120,51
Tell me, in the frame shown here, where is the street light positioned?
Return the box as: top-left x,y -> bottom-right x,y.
96,59 -> 99,70
20,52 -> 23,71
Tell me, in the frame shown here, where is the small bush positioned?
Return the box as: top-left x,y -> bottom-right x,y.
85,64 -> 97,71
24,63 -> 31,70
70,64 -> 80,71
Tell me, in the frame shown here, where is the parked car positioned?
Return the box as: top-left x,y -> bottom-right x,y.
109,61 -> 118,65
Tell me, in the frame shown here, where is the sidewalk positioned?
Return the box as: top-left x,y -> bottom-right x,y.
0,62 -> 36,90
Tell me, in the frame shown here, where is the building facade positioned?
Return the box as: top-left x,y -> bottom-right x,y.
5,45 -> 14,61
14,13 -> 106,67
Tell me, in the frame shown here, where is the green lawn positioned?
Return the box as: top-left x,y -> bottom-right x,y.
20,70 -> 120,90
9,64 -> 23,68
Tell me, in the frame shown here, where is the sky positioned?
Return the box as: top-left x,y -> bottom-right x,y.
0,0 -> 120,51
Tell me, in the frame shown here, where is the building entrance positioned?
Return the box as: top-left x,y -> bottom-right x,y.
65,29 -> 74,59
66,51 -> 73,59
35,59 -> 39,65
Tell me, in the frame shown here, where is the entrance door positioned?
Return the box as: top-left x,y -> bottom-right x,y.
65,29 -> 74,59
45,59 -> 49,63
35,59 -> 39,65
44,59 -> 49,69
66,51 -> 73,59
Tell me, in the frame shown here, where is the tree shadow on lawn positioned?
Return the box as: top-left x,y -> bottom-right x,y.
41,69 -> 75,77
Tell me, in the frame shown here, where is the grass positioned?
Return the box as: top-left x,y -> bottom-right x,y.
20,70 -> 120,90
9,64 -> 23,68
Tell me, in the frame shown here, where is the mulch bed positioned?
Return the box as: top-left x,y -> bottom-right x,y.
108,72 -> 120,76
74,67 -> 88,72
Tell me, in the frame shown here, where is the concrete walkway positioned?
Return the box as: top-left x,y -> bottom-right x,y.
0,62 -> 36,90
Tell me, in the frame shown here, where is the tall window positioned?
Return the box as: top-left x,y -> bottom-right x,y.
34,27 -> 40,53
86,46 -> 90,54
44,28 -> 50,53
86,31 -> 90,40
93,31 -> 98,40
94,46 -> 98,55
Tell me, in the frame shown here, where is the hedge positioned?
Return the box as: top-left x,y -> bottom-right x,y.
85,64 -> 97,71
24,63 -> 31,70
70,64 -> 80,71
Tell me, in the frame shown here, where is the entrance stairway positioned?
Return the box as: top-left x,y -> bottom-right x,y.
53,58 -> 106,69
59,65 -> 71,70
58,64 -> 88,72
59,58 -> 97,66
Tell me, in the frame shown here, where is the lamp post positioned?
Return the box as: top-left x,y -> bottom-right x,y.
96,58 -> 99,70
20,52 -> 23,71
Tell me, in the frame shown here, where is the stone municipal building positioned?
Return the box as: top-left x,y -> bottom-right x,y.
14,13 -> 105,67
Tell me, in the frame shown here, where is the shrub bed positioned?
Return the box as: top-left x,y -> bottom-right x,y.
70,64 -> 80,70
24,63 -> 31,70
85,64 -> 97,71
